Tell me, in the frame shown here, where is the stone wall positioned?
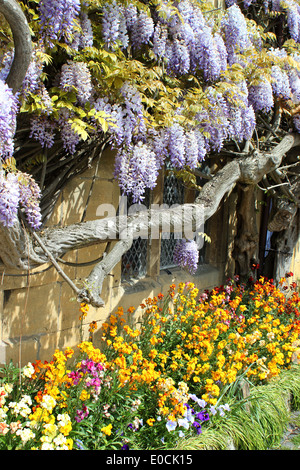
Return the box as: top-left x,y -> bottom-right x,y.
0,148 -> 295,367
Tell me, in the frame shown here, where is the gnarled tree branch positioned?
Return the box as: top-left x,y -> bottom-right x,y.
0,0 -> 32,93
1,133 -> 300,307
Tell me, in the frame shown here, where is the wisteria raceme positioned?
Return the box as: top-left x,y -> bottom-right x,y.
0,50 -> 13,83
168,123 -> 186,168
0,79 -> 19,160
195,27 -> 222,81
227,106 -> 243,141
0,172 -> 20,227
0,48 -> 44,99
185,130 -> 199,168
214,33 -> 228,73
202,89 -> 230,152
124,3 -> 138,30
288,69 -> 300,103
21,54 -> 44,98
93,97 -> 132,148
194,130 -> 207,162
72,12 -> 94,50
166,38 -> 190,76
114,142 -> 158,202
121,82 -> 146,140
248,78 -> 274,113
271,66 -> 292,100
18,174 -> 42,230
153,23 -> 168,58
60,61 -> 93,105
293,114 -> 300,132
223,81 -> 255,142
37,84 -> 53,115
59,110 -> 80,154
180,0 -> 205,34
130,10 -> 154,49
148,128 -> 169,168
30,115 -> 56,148
173,239 -> 199,274
177,0 -> 198,24
286,0 -> 300,42
102,1 -> 124,50
112,105 -> 133,148
38,0 -> 81,47
221,4 -> 250,65
241,105 -> 256,141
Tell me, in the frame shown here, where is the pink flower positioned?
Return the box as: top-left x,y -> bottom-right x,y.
75,404 -> 89,423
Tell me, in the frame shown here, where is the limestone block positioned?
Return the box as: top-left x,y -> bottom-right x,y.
74,244 -> 110,282
44,192 -> 63,228
38,329 -> 83,362
83,178 -> 120,222
82,148 -> 117,180
58,281 -> 114,333
0,249 -> 78,291
2,283 -> 61,339
74,242 -> 122,292
0,337 -> 39,367
61,177 -> 90,226
0,341 -> 7,365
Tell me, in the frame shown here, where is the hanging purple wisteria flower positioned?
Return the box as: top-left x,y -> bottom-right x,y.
194,26 -> 222,82
114,142 -> 159,202
102,1 -> 129,50
60,61 -> 93,105
72,12 -> 94,50
248,78 -> 274,113
286,0 -> 300,42
30,115 -> 56,148
120,82 -> 147,141
185,130 -> 199,168
38,0 -> 81,47
241,105 -> 256,141
0,48 -> 44,99
0,172 -> 20,227
130,10 -> 154,49
153,23 -> 168,59
168,123 -> 186,168
173,239 -> 199,274
293,114 -> 300,132
59,109 -> 80,154
18,174 -> 42,230
166,38 -> 190,76
288,69 -> 300,102
0,79 -> 19,160
271,66 -> 292,100
221,4 -> 250,65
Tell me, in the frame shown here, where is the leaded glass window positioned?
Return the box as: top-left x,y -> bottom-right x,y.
121,191 -> 150,281
160,169 -> 185,269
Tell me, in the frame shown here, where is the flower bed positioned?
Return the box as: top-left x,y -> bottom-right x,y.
1,275 -> 300,450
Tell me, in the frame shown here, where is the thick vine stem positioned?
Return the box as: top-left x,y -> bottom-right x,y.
1,133 -> 300,307
0,0 -> 32,93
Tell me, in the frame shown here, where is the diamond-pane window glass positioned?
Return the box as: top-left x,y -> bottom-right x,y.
121,191 -> 150,281
160,169 -> 185,269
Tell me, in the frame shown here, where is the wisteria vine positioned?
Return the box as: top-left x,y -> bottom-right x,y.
2,0 -> 300,269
